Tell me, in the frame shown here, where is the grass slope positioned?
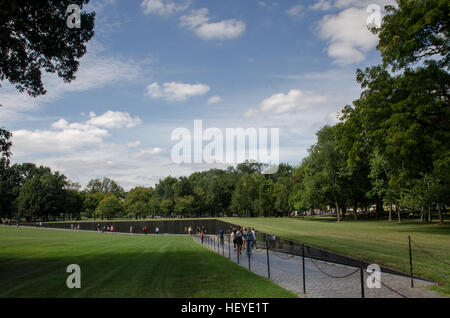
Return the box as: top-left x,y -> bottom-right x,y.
0,226 -> 296,298
220,217 -> 450,296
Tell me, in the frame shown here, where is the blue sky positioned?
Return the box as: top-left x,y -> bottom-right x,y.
0,0 -> 395,189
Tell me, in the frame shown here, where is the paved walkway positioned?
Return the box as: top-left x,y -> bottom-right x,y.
194,235 -> 443,298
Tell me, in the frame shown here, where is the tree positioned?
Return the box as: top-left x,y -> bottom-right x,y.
375,0 -> 449,71
95,194 -> 122,219
0,128 -> 12,158
85,177 -> 125,199
124,187 -> 154,218
0,0 -> 96,97
16,170 -> 68,220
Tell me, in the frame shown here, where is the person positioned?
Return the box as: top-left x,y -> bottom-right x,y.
129,225 -> 133,235
97,223 -> 101,232
77,224 -> 80,231
101,225 -> 105,233
200,231 -> 204,244
144,225 -> 148,234
71,223 -> 74,231
188,226 -> 192,235
230,229 -> 236,250
235,227 -> 243,255
219,229 -> 224,245
39,221 -> 42,228
251,227 -> 256,248
246,229 -> 254,254
110,225 -> 114,232
242,228 -> 247,250
155,227 -> 159,235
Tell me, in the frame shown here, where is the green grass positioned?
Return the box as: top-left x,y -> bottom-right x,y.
220,217 -> 450,296
0,226 -> 296,298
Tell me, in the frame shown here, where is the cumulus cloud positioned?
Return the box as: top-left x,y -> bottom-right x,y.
179,8 -> 246,41
259,89 -> 327,114
140,0 -> 190,16
12,110 -> 142,155
317,7 -> 380,65
0,41 -> 144,122
86,110 -> 142,128
206,95 -> 222,104
146,81 -> 210,101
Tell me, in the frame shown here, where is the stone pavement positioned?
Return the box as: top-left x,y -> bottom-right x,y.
194,235 -> 443,298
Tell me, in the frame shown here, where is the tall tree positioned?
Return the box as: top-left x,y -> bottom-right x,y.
0,0 -> 95,97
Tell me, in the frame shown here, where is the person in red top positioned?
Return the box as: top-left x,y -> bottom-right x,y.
200,231 -> 204,244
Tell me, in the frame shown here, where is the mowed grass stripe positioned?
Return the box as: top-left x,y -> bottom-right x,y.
0,227 -> 297,298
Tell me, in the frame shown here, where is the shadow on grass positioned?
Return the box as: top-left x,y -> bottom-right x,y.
0,248 -> 296,298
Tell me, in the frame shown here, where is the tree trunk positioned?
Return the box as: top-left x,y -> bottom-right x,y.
420,206 -> 424,223
428,206 -> 432,222
389,204 -> 392,222
335,200 -> 340,222
438,204 -> 444,224
396,203 -> 401,223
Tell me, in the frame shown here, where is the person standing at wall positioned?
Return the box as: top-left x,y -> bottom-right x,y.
246,229 -> 254,255
219,229 -> 224,245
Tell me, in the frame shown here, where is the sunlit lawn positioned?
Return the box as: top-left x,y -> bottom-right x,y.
0,226 -> 296,298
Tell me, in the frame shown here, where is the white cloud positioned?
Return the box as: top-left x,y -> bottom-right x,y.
243,108 -> 259,117
309,0 -> 333,11
140,0 -> 190,16
0,41 -> 144,122
259,89 -> 327,114
12,110 -> 142,155
179,8 -> 246,41
86,110 -> 142,128
131,147 -> 165,159
206,95 -> 223,105
286,5 -> 305,18
309,0 -> 394,10
317,7 -> 380,65
146,81 -> 210,101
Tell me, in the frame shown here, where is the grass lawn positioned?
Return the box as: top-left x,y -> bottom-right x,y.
220,217 -> 450,296
0,226 -> 296,298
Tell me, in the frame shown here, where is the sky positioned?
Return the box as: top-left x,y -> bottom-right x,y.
0,0 -> 396,190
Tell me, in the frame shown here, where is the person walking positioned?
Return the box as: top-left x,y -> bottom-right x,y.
246,229 -> 254,255
200,231 -> 204,244
251,227 -> 256,248
144,225 -> 148,234
129,225 -> 133,235
155,227 -> 159,235
97,223 -> 101,232
219,229 -> 224,245
235,227 -> 243,255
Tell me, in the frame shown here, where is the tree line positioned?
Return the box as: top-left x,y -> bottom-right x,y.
0,0 -> 448,222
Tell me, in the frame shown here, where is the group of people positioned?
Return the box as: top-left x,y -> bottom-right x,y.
96,224 -> 114,233
71,223 -> 81,231
139,225 -> 159,235
230,227 -> 256,255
